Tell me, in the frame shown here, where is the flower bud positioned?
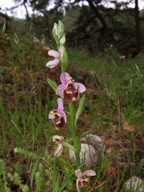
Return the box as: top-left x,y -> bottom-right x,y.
52,23 -> 59,45
58,20 -> 64,39
60,34 -> 66,45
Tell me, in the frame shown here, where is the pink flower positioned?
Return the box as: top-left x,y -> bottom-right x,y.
56,72 -> 86,103
49,98 -> 66,129
46,47 -> 63,68
75,169 -> 96,192
52,135 -> 64,157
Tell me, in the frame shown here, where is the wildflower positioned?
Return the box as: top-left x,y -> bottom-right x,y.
46,47 -> 64,68
48,98 -> 66,129
119,55 -> 125,61
75,169 -> 96,192
52,135 -> 64,157
56,72 -> 86,103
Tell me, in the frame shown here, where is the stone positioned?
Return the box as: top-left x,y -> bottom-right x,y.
69,134 -> 104,168
124,176 -> 144,192
81,134 -> 104,151
69,143 -> 98,169
81,134 -> 105,159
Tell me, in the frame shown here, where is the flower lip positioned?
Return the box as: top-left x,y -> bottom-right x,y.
53,112 -> 66,129
64,83 -> 79,103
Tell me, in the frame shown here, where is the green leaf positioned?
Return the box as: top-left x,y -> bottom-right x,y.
2,22 -> 6,34
55,172 -> 60,192
60,47 -> 68,72
30,155 -> 40,190
52,159 -> 59,192
14,163 -> 23,176
14,32 -> 19,45
14,148 -> 38,159
75,95 -> 85,124
62,141 -> 76,152
0,66 -> 4,73
57,156 -> 74,171
0,159 -> 6,176
47,78 -> 57,92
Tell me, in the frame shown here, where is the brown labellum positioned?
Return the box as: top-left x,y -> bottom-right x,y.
53,113 -> 66,129
64,82 -> 79,103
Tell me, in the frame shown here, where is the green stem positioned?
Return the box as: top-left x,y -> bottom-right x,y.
69,102 -> 76,140
68,102 -> 80,167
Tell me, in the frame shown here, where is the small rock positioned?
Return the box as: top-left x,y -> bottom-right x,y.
124,176 -> 144,192
69,134 -> 105,168
139,159 -> 144,168
69,143 -> 98,169
81,134 -> 105,157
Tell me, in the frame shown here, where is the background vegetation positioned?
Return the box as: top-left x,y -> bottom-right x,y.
1,0 -> 143,56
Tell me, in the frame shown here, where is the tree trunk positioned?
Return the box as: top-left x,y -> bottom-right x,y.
86,0 -> 108,31
134,0 -> 141,56
0,12 -> 11,21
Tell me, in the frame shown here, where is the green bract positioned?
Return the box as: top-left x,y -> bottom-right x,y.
47,78 -> 57,92
60,47 -> 68,72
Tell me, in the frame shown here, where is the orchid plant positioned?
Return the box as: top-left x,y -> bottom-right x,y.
46,20 -> 96,192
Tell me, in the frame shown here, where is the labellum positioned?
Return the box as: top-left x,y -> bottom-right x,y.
53,112 -> 66,129
78,176 -> 90,189
64,80 -> 79,103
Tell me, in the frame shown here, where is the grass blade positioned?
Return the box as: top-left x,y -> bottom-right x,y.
30,155 -> 41,190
